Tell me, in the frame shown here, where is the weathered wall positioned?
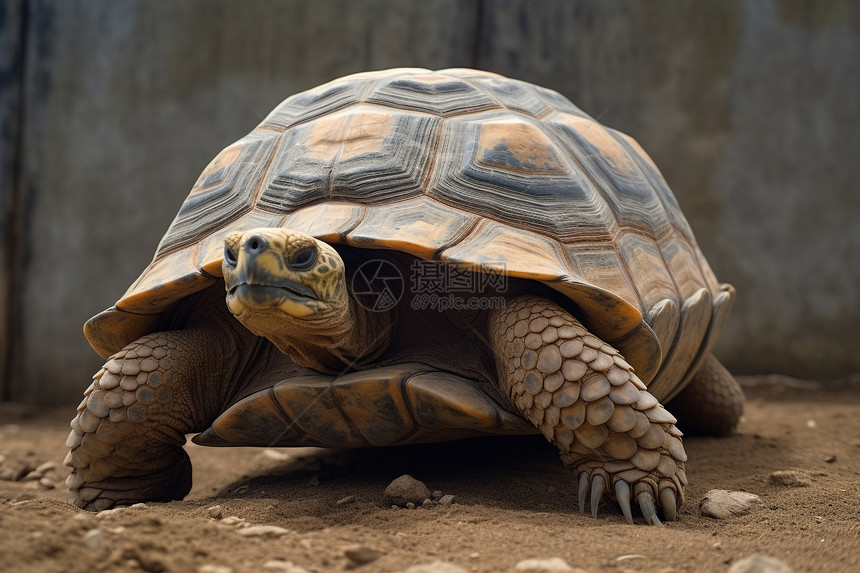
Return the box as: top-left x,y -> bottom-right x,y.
2,0 -> 858,404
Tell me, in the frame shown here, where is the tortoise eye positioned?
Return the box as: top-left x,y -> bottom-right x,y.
289,248 -> 317,271
223,245 -> 238,266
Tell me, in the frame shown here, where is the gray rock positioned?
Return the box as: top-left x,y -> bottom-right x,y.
439,494 -> 455,506
385,475 -> 432,506
404,561 -> 469,573
728,554 -> 793,573
700,489 -> 763,519
768,470 -> 811,487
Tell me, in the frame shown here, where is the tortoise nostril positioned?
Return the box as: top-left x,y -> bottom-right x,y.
246,236 -> 265,253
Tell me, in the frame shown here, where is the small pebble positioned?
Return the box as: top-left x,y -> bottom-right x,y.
262,449 -> 292,461
406,502 -> 416,509
700,490 -> 763,519
36,461 -> 57,474
728,554 -> 793,573
23,470 -> 43,481
439,494 -> 455,506
824,455 -> 836,463
404,561 -> 469,573
96,507 -> 129,519
220,516 -> 245,526
385,475 -> 432,506
237,525 -> 292,537
514,558 -> 580,572
232,485 -> 249,494
422,499 -> 434,507
84,528 -> 104,551
0,462 -> 33,481
769,470 -> 811,487
308,475 -> 320,486
198,565 -> 233,573
335,496 -> 355,506
39,477 -> 55,489
207,505 -> 223,519
343,545 -> 381,565
263,561 -> 311,573
432,490 -> 444,500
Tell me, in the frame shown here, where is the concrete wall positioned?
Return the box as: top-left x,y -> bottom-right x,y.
2,0 -> 858,404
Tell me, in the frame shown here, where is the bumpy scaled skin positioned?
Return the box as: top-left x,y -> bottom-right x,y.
65,323 -> 245,510
489,296 -> 687,526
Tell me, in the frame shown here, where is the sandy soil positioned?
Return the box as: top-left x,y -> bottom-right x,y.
1,376 -> 858,573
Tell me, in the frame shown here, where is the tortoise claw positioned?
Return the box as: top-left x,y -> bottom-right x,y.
578,472 -> 589,514
659,488 -> 677,522
637,492 -> 664,527
590,475 -> 605,519
615,480 -> 634,525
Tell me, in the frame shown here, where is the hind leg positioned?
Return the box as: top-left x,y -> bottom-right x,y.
670,354 -> 744,436
489,296 -> 687,526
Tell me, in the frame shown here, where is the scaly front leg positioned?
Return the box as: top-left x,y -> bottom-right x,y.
65,323 -> 249,510
488,296 -> 687,526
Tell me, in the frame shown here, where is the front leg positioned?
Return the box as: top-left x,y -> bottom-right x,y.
65,325 -> 248,510
488,296 -> 687,526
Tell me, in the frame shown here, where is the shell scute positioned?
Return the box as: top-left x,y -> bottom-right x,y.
157,130 -> 280,256
428,112 -> 616,242
346,198 -> 477,260
261,76 -> 372,130
259,107 -> 440,213
365,73 -> 499,116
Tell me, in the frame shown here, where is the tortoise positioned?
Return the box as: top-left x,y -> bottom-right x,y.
66,68 -> 744,525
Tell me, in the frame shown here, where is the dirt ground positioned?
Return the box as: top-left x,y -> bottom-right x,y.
1,376 -> 858,573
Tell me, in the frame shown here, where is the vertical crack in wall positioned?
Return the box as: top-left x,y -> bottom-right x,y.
0,0 -> 28,400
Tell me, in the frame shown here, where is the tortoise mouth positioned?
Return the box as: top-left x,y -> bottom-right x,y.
229,281 -> 318,309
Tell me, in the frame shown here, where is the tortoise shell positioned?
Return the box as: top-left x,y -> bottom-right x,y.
85,68 -> 733,402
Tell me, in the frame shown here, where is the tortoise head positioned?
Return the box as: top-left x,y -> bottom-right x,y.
222,228 -> 347,322
221,228 -> 388,372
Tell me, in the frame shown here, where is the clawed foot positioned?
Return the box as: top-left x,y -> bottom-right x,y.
575,464 -> 686,526
66,450 -> 192,511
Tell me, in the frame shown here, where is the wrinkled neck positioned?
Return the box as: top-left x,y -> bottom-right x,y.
267,298 -> 392,373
